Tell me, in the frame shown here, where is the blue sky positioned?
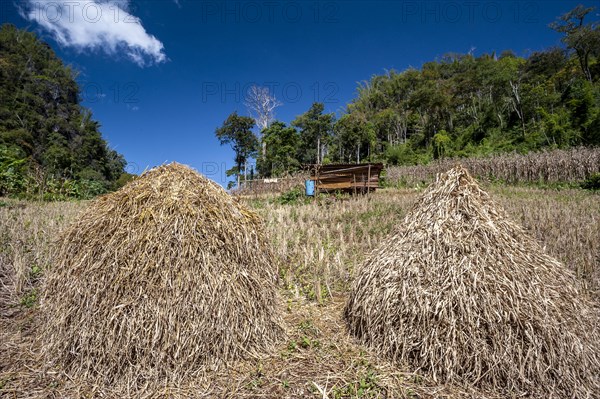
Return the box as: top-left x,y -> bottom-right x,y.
1,0 -> 590,185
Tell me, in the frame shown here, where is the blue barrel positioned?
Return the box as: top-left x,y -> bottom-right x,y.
305,180 -> 315,196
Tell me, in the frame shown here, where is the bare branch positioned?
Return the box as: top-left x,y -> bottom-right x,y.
244,85 -> 282,132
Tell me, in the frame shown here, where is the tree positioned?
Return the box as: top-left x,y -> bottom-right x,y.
550,5 -> 600,82
258,121 -> 300,177
332,7 -> 600,165
523,48 -> 568,81
207,7 -> 600,169
244,85 -> 282,160
334,113 -> 376,163
432,130 -> 451,159
374,108 -> 403,146
0,24 -> 126,197
215,112 -> 258,188
291,102 -> 335,164
245,85 -> 282,131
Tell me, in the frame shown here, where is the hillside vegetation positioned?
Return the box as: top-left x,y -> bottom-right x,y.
216,5 -> 600,185
0,24 -> 127,199
331,5 -> 600,164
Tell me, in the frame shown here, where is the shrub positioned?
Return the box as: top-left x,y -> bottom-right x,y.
581,172 -> 600,190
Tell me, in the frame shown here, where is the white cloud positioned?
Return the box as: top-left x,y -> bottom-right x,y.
21,0 -> 166,66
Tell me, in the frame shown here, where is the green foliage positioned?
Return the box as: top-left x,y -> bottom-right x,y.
331,368 -> 380,398
283,334 -> 319,355
385,143 -> 431,165
549,5 -> 600,82
20,289 -> 37,308
221,6 -> 598,178
113,172 -> 136,190
215,112 -> 258,188
275,187 -> 307,205
333,113 -> 376,163
329,6 -> 600,166
292,102 -> 335,164
257,121 -> 300,177
0,145 -> 27,195
581,173 -> 600,190
30,264 -> 42,280
281,319 -> 322,358
432,130 -> 451,159
0,24 -> 126,199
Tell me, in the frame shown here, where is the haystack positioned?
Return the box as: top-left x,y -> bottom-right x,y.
41,163 -> 284,385
344,165 -> 600,396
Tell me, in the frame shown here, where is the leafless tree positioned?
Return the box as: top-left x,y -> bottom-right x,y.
244,85 -> 282,157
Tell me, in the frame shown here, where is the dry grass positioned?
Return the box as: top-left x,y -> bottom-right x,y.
257,186 -> 600,299
344,166 -> 600,397
2,295 -> 491,399
1,168 -> 599,398
494,187 -> 600,291
40,163 -> 284,389
0,200 -> 84,313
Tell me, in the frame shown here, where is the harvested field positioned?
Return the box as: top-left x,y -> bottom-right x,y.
1,170 -> 599,398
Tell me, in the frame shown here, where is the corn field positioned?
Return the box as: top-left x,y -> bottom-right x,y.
386,147 -> 600,187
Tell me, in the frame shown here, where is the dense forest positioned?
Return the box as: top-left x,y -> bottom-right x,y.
0,24 -> 127,199
217,5 -> 600,183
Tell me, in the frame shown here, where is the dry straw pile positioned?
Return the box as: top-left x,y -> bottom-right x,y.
345,165 -> 600,397
41,163 -> 283,386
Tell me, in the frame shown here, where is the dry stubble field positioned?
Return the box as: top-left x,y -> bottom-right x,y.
0,184 -> 598,398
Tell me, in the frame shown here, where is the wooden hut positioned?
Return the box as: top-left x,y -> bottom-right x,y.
306,163 -> 384,194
